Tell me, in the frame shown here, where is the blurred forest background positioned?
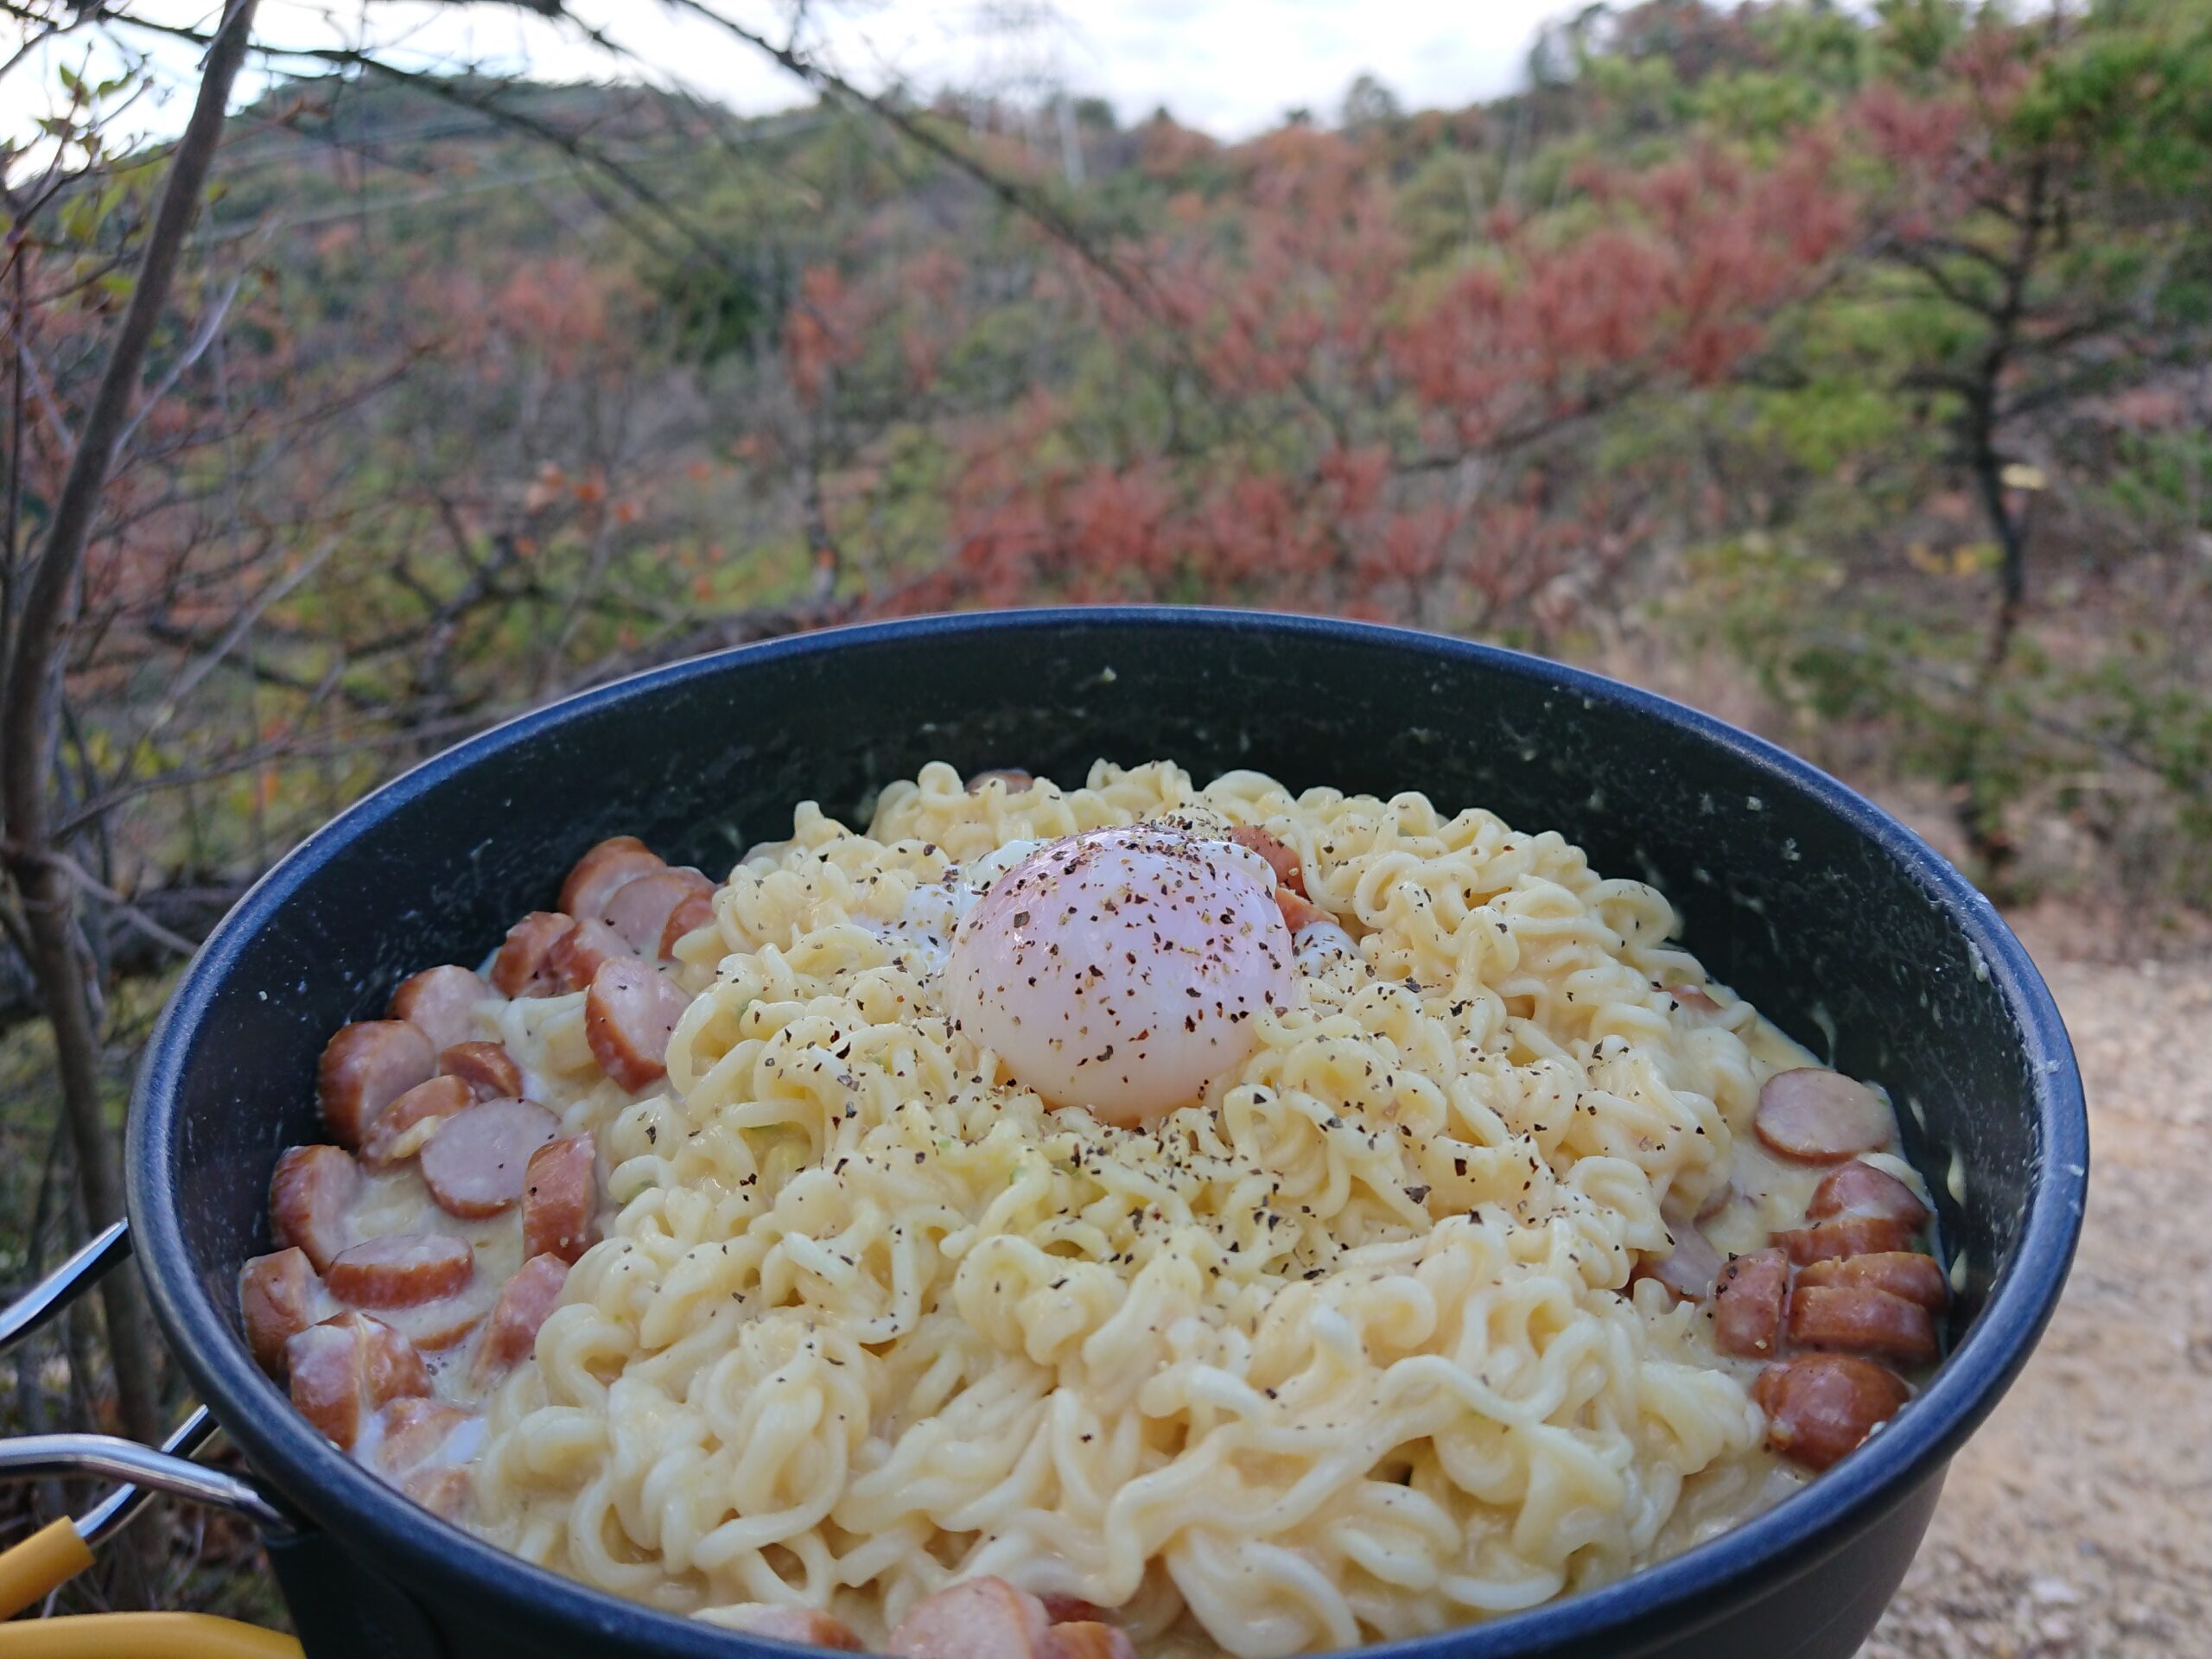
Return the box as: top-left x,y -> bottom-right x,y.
0,0 -> 2208,1625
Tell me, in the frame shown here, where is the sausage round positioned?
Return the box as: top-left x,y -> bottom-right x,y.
489,912 -> 578,999
1753,1069 -> 1894,1164
1713,1247 -> 1789,1359
1667,985 -> 1723,1014
1274,885 -> 1330,935
1796,1251 -> 1949,1311
361,1075 -> 474,1170
439,1040 -> 524,1103
548,917 -> 634,995
887,1578 -> 1053,1659
318,1020 -> 435,1148
1633,1222 -> 1724,1303
373,1294 -> 486,1354
585,957 -> 692,1092
1788,1284 -> 1940,1366
600,868 -> 715,957
1775,1216 -> 1918,1266
1229,825 -> 1306,895
559,836 -> 664,921
1753,1352 -> 1911,1471
401,1464 -> 473,1522
709,1607 -> 864,1649
327,1233 -> 474,1309
285,1313 -> 430,1450
240,1248 -> 321,1377
385,965 -> 489,1055
375,1398 -> 474,1475
523,1135 -> 598,1265
1808,1160 -> 1930,1226
658,890 -> 716,957
420,1099 -> 559,1220
1044,1624 -> 1138,1659
270,1144 -> 361,1272
965,769 -> 1034,797
470,1253 -> 569,1387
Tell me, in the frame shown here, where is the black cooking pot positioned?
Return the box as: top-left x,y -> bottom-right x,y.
46,610 -> 2090,1657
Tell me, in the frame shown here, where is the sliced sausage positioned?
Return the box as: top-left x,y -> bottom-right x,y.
376,1398 -> 474,1474
1788,1284 -> 1940,1366
600,868 -> 714,956
240,1248 -> 320,1378
1667,985 -> 1723,1014
419,1098 -> 558,1220
373,1294 -> 485,1354
965,769 -> 1034,797
285,1313 -> 429,1451
523,1135 -> 598,1265
585,957 -> 692,1091
470,1253 -> 569,1387
385,965 -> 489,1054
270,1144 -> 361,1272
327,1234 -> 474,1309
1229,825 -> 1306,895
1634,1220 -> 1724,1303
548,917 -> 635,994
1038,1596 -> 1112,1626
1044,1625 -> 1137,1659
1753,1069 -> 1894,1164
439,1040 -> 524,1103
401,1464 -> 473,1522
318,1020 -> 436,1148
1775,1216 -> 1918,1266
1713,1247 -> 1789,1359
658,890 -> 716,957
559,836 -> 664,921
709,1607 -> 864,1649
1796,1251 -> 1949,1311
1274,886 -> 1330,935
489,912 -> 578,999
888,1579 -> 1053,1659
361,1074 -> 474,1170
1808,1160 -> 1929,1226
1753,1352 -> 1910,1471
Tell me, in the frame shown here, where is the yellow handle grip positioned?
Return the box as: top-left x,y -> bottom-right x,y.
0,1613 -> 302,1659
0,1521 -> 92,1621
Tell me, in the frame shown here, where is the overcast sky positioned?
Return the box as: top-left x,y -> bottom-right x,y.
4,2 -> 1589,154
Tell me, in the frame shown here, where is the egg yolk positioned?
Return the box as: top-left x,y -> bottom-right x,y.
944,824 -> 1295,1127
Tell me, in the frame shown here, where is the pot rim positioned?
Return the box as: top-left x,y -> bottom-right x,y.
128,606 -> 2088,1657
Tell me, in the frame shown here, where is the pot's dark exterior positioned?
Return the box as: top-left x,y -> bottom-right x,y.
128,609 -> 2087,1659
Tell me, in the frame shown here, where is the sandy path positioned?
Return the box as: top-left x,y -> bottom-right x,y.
1862,955 -> 2212,1658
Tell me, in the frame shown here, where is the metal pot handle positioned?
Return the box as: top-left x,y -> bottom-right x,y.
0,1217 -> 292,1538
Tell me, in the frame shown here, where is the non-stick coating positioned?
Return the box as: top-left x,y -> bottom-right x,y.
129,609 -> 2086,1659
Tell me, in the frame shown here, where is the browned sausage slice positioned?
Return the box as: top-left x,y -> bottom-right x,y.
887,1578 -> 1053,1659
1633,1222 -> 1724,1303
240,1248 -> 320,1378
361,1075 -> 474,1170
709,1607 -> 864,1649
1796,1251 -> 1949,1311
1788,1284 -> 1940,1365
1229,825 -> 1306,895
600,868 -> 715,956
1713,1247 -> 1789,1358
965,769 -> 1034,797
1274,885 -> 1330,935
469,1253 -> 569,1387
584,957 -> 692,1091
419,1099 -> 558,1220
319,1020 -> 436,1148
327,1234 -> 474,1309
523,1135 -> 598,1265
373,1294 -> 485,1354
658,890 -> 716,957
548,918 -> 635,994
1753,1070 -> 1894,1164
401,1464 -> 473,1522
1808,1160 -> 1930,1226
270,1144 -> 361,1272
1752,1352 -> 1910,1471
439,1041 -> 524,1103
285,1313 -> 430,1450
1775,1216 -> 1918,1266
559,836 -> 664,921
386,965 -> 489,1054
375,1398 -> 474,1474
1043,1625 -> 1137,1659
489,912 -> 577,999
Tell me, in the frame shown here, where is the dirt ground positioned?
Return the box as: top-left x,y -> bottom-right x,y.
1860,940 -> 2212,1659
